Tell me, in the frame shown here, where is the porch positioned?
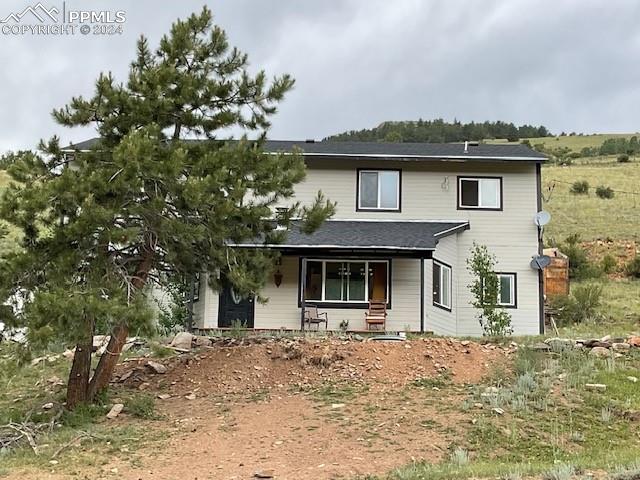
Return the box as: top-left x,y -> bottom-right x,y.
212,220 -> 469,332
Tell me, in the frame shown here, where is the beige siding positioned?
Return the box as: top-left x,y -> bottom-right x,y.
197,158 -> 541,336
426,235 -> 458,336
254,256 -> 422,331
278,159 -> 541,336
193,274 -> 219,329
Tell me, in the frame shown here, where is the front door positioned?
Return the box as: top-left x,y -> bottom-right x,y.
218,281 -> 255,328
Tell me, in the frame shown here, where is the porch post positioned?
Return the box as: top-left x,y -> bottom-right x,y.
420,257 -> 425,333
300,257 -> 307,331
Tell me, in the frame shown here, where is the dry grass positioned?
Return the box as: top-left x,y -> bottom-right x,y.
541,160 -> 640,242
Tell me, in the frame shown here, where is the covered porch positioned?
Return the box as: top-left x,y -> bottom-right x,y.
227,220 -> 469,332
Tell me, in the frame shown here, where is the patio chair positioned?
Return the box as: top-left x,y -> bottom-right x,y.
303,305 -> 328,330
365,300 -> 387,330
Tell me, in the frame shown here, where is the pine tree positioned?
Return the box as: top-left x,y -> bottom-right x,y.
0,7 -> 334,409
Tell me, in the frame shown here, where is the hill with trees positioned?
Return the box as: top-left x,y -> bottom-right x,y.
325,119 -> 551,143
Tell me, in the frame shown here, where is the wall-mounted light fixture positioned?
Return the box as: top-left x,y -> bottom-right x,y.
274,269 -> 283,287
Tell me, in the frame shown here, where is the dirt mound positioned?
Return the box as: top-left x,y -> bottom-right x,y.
116,337 -> 510,398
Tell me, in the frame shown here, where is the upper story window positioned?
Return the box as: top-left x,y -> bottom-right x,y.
357,169 -> 401,211
458,177 -> 502,210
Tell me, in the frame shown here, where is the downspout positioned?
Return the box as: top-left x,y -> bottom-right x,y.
536,162 -> 545,334
300,257 -> 307,331
420,257 -> 425,333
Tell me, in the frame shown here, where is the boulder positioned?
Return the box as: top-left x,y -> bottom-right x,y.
544,338 -> 574,351
193,335 -> 212,348
628,336 -> 640,347
532,342 -> 551,352
589,346 -> 611,358
612,342 -> 631,352
146,360 -> 167,374
170,332 -> 194,350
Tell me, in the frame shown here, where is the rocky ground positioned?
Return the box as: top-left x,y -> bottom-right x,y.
99,335 -> 509,479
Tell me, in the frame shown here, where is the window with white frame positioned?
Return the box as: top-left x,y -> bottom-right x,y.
303,260 -> 389,304
433,260 -> 452,310
497,273 -> 516,307
458,177 -> 502,209
358,170 -> 400,210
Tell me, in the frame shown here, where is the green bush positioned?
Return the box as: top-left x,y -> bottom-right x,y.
601,254 -> 617,274
626,255 -> 640,278
595,185 -> 614,199
569,180 -> 589,195
551,283 -> 604,324
561,234 -> 602,279
617,154 -> 630,163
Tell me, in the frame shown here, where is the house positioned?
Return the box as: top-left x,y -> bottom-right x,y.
192,140 -> 547,336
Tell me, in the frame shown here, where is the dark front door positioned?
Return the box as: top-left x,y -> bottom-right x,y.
218,281 -> 255,328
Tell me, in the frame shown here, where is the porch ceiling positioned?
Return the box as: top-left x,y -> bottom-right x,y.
230,220 -> 469,258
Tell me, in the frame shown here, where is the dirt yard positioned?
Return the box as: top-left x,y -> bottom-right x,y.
91,337 -> 510,480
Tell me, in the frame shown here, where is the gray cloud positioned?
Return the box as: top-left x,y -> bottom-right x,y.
1,0 -> 639,152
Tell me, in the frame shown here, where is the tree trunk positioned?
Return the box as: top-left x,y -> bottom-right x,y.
87,323 -> 128,399
66,315 -> 94,410
88,243 -> 155,400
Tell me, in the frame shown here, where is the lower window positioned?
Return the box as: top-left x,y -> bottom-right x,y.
433,260 -> 452,310
497,273 -> 517,307
303,260 -> 389,305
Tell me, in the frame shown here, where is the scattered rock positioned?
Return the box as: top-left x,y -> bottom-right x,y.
106,403 -> 124,419
47,376 -> 65,386
585,383 -> 607,391
600,335 -> 612,343
460,340 -> 470,346
62,349 -> 76,360
544,338 -> 574,350
492,407 -> 505,415
158,394 -> 171,400
628,336 -> 640,347
591,341 -> 612,349
42,402 -> 54,410
185,393 -> 197,400
254,470 -> 275,479
532,342 -> 551,352
146,361 -> 167,374
589,347 -> 611,358
331,403 -> 345,409
170,332 -> 194,350
627,376 -> 638,383
612,342 -> 631,352
193,335 -> 212,348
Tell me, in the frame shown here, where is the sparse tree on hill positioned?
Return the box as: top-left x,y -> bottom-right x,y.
0,7 -> 334,409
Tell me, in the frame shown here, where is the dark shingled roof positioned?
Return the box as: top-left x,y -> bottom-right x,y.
231,220 -> 469,253
64,138 -> 546,162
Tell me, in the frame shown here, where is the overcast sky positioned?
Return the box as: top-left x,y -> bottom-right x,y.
1,0 -> 639,152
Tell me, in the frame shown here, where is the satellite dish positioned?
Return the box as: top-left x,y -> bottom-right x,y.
530,255 -> 552,270
534,211 -> 551,227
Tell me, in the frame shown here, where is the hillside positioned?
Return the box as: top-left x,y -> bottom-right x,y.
325,119 -> 550,143
490,133 -> 640,151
